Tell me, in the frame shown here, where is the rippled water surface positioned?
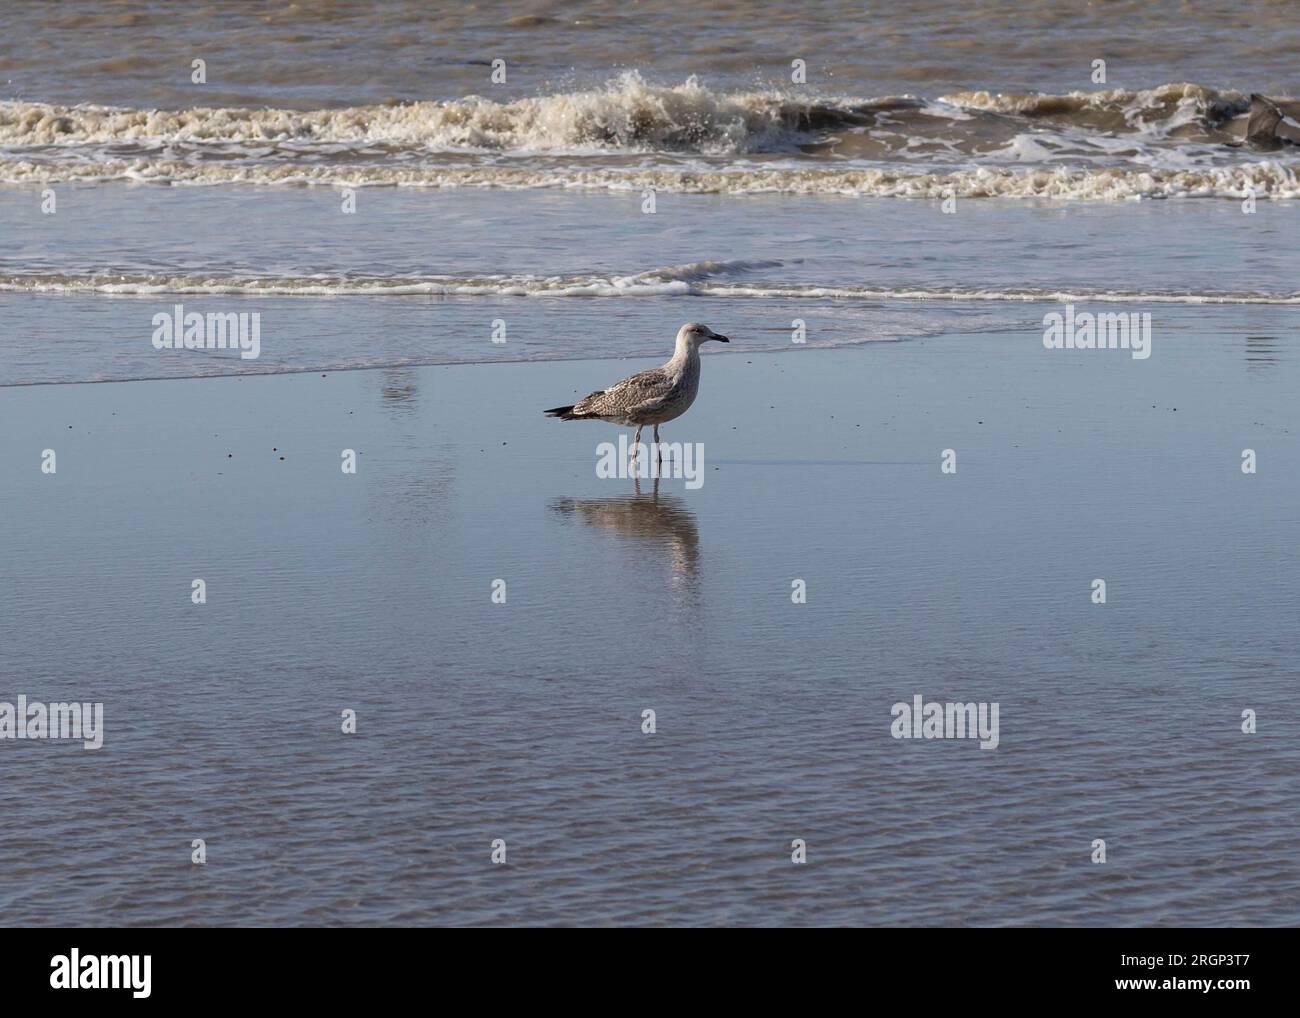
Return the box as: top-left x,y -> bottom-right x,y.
3,327 -> 1299,925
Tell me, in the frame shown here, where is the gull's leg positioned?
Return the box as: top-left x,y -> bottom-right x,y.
631,426 -> 642,471
653,424 -> 662,469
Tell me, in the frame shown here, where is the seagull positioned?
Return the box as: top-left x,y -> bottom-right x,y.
544,323 -> 729,464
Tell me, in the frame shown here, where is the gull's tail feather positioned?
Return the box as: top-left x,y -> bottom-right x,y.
546,387 -> 608,419
544,404 -> 580,419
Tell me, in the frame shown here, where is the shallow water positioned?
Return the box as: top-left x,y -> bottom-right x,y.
0,185 -> 1296,386
2,328 -> 1298,926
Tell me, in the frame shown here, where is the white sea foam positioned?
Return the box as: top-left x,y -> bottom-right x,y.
2,266 -> 1295,304
3,156 -> 1298,199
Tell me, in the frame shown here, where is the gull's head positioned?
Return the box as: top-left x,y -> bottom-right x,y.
678,322 -> 730,347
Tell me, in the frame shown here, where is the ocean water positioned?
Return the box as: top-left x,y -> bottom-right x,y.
3,0 -> 1300,202
1,1 -> 1298,926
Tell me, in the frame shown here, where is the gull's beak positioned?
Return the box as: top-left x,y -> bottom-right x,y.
713,333 -> 730,343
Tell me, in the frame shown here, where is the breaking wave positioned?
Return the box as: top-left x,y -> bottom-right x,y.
2,76 -> 1297,201
0,73 -> 880,153
0,77 -> 1283,152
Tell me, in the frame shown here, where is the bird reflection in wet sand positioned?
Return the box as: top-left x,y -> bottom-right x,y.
377,368 -> 419,413
549,478 -> 700,594
1243,334 -> 1279,373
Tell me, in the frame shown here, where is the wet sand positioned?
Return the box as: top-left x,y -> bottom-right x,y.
3,323 -> 1297,926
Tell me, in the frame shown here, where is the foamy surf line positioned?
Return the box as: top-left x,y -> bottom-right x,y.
2,271 -> 1297,304
3,157 -> 1299,199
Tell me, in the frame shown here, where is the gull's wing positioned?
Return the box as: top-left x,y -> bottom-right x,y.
572,367 -> 673,418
